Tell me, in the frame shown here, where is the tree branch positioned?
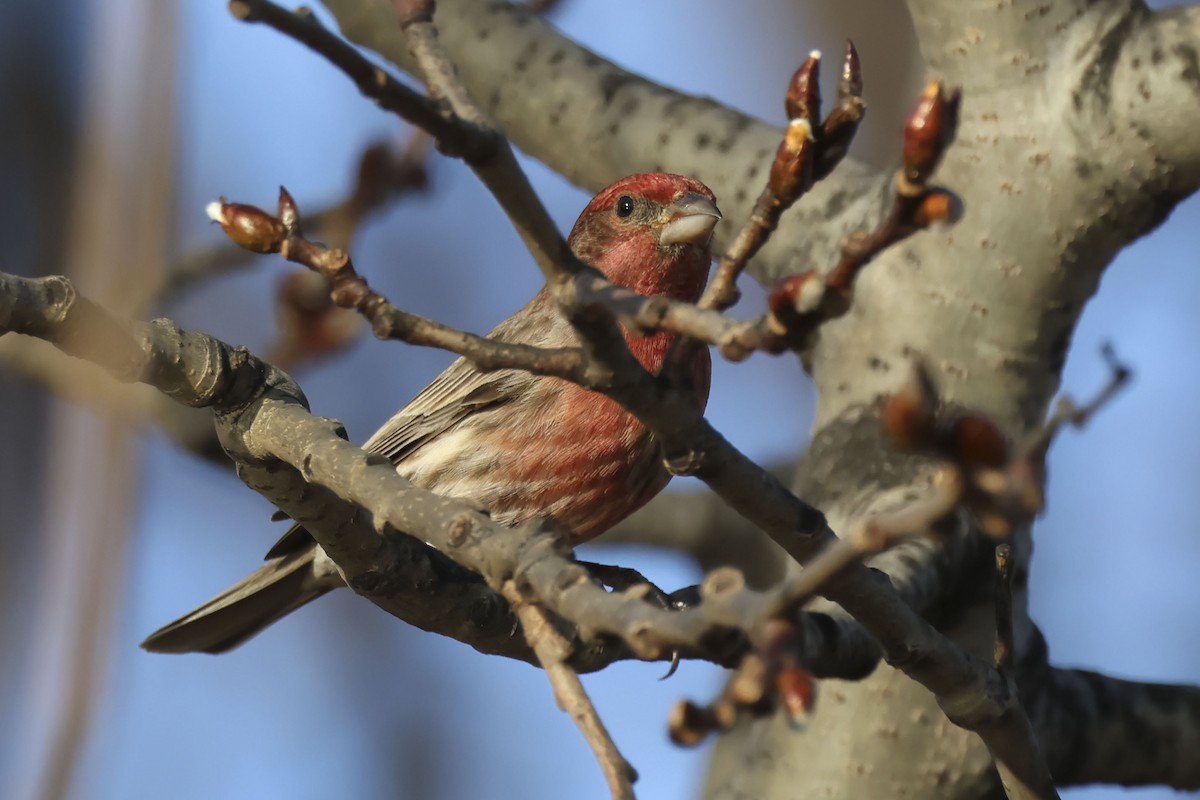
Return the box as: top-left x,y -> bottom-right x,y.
160,133 -> 431,302
502,580 -> 637,800
0,257 -> 1055,796
906,0 -> 1096,78
1077,4 -> 1200,195
0,335 -> 224,462
320,0 -> 890,288
1022,632 -> 1200,790
600,482 -> 790,588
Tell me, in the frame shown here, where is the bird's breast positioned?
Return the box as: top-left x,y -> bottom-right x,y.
397,380 -> 666,544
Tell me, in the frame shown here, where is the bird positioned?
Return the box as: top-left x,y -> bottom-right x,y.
142,172 -> 721,654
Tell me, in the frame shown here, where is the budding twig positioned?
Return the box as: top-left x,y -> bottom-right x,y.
204,185 -> 805,371
700,45 -> 865,313
669,467 -> 964,747
669,618 -> 817,746
825,80 -> 961,292
881,347 -> 1131,538
763,79 -> 963,350
206,192 -> 589,379
161,133 -> 431,302
277,133 -> 431,374
813,41 -> 866,181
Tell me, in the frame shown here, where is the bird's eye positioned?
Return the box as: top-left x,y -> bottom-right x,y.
615,195 -> 635,218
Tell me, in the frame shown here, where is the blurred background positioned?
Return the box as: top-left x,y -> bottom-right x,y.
0,1 -> 1196,799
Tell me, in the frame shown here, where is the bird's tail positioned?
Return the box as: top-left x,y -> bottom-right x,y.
140,545 -> 338,654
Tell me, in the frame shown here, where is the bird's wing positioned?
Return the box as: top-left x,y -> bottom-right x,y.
264,291 -> 566,562
362,288 -> 566,464
361,359 -> 526,462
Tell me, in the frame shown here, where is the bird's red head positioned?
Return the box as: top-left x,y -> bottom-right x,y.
566,173 -> 721,303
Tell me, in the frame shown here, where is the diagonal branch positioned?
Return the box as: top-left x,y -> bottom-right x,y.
1021,631 -> 1200,790
0,335 -> 224,462
1077,4 -> 1200,194
319,0 -> 890,288
501,580 -> 636,800
906,0 -> 1096,79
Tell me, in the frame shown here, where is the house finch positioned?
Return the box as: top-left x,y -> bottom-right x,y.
143,173 -> 721,653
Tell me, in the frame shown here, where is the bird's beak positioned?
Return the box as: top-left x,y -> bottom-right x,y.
659,192 -> 722,246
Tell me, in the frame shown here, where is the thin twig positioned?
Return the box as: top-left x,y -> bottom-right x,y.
883,349 -> 1130,538
994,544 -> 1014,671
769,468 -> 964,617
161,133 -> 431,301
207,193 -> 592,379
1023,344 -> 1131,463
700,44 -> 864,312
229,1 -> 474,152
502,581 -> 637,800
671,469 -> 965,744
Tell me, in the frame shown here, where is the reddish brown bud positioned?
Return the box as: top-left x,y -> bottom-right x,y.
882,394 -> 931,450
912,188 -> 963,228
838,40 -> 863,102
277,186 -> 300,235
766,274 -> 801,316
775,667 -> 817,720
785,52 -> 821,123
881,366 -> 938,449
766,271 -> 822,331
668,700 -> 715,747
394,0 -> 434,27
902,80 -> 961,185
768,119 -> 815,202
946,413 -> 1009,469
206,200 -> 284,253
811,44 -> 866,182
